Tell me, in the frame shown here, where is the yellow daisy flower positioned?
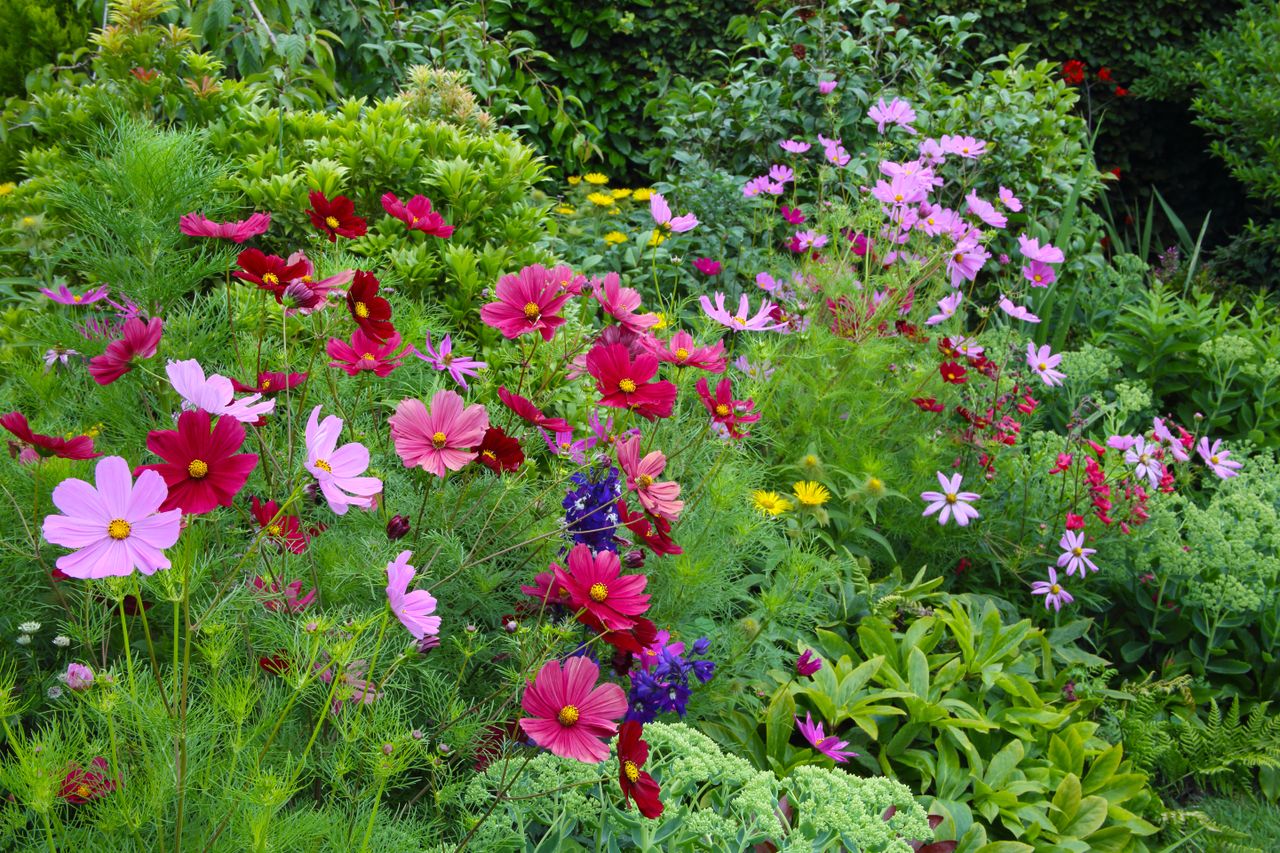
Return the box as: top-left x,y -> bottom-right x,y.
752,490 -> 793,516
611,188 -> 632,199
567,176 -> 582,186
793,481 -> 832,507
584,172 -> 609,185
587,192 -> 615,207
0,182 -> 15,197
603,231 -> 627,245
555,205 -> 576,215
650,312 -> 669,330
633,188 -> 654,201
864,476 -> 886,497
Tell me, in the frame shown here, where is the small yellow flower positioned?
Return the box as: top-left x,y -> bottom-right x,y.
567,176 -> 582,186
650,312 -> 669,330
0,182 -> 15,197
647,229 -> 666,248
793,481 -> 831,507
19,215 -> 37,228
555,205 -> 576,215
800,453 -> 821,472
583,172 -> 609,185
752,490 -> 793,516
611,188 -> 632,199
587,192 -> 615,207
603,231 -> 627,245
633,188 -> 654,201
865,476 -> 885,497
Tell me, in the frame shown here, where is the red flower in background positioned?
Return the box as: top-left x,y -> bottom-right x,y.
308,190 -> 367,241
1097,66 -> 1113,82
695,376 -> 760,439
472,426 -> 524,473
586,343 -> 677,421
0,412 -> 100,460
617,498 -> 682,556
497,387 -> 572,432
617,721 -> 664,818
1113,86 -> 1128,97
135,409 -> 258,514
231,371 -> 308,395
939,361 -> 967,384
1061,60 -> 1086,85
232,249 -> 307,300
60,757 -> 116,804
346,271 -> 395,341
251,496 -> 317,554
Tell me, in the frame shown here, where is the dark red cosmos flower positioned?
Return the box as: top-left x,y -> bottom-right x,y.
617,721 -> 663,818
599,616 -> 658,655
230,371 -> 308,395
617,498 -> 682,556
308,190 -> 367,242
586,343 -> 677,421
250,576 -> 316,612
259,653 -> 290,675
472,426 -> 524,473
250,496 -> 316,555
60,757 -> 116,804
497,386 -> 572,432
1061,60 -> 1086,85
381,192 -> 454,237
938,361 -> 967,384
1113,86 -> 1128,97
695,376 -> 760,439
346,270 -> 395,341
135,410 -> 258,515
232,249 -> 307,300
87,317 -> 163,386
911,397 -> 945,413
0,412 -> 100,460
1097,66 -> 1113,82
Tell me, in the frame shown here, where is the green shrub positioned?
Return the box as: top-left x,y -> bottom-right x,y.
0,0 -> 92,99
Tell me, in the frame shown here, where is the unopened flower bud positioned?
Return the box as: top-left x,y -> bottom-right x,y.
386,514 -> 411,541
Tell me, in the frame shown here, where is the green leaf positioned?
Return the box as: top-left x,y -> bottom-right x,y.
765,690 -> 795,761
1052,773 -> 1083,830
1061,795 -> 1108,838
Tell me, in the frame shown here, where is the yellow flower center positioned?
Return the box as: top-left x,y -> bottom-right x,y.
618,378 -> 637,393
523,302 -> 540,320
263,273 -> 279,286
715,404 -> 730,417
301,275 -> 314,283
1139,454 -> 1150,464
361,353 -> 376,361
267,524 -> 283,536
187,459 -> 209,479
1037,362 -> 1047,371
588,582 -> 609,602
1210,455 -> 1219,464
1050,584 -> 1061,594
558,705 -> 580,726
637,474 -> 654,488
76,784 -> 92,799
675,347 -> 689,360
894,194 -> 903,202
354,301 -> 370,318
732,316 -> 747,326
1072,547 -> 1082,556
482,449 -> 497,461
867,477 -> 884,494
314,459 -> 332,472
1034,274 -> 1043,282
432,431 -> 448,449
261,379 -> 271,390
108,519 -> 131,540
324,215 -> 340,229
73,295 -> 83,302
623,760 -> 640,782
945,493 -> 957,504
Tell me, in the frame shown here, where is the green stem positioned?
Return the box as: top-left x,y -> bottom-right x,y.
134,577 -> 172,717
357,774 -> 390,852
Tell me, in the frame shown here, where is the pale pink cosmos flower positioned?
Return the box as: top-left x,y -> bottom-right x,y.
872,174 -> 928,206
947,238 -> 991,287
779,139 -> 811,154
1152,417 -> 1189,462
953,336 -> 983,358
1197,437 -> 1242,479
867,97 -> 917,134
41,284 -> 111,306
917,206 -> 962,238
414,333 -> 487,389
1057,530 -> 1098,576
615,435 -> 683,523
166,359 -> 275,423
1022,261 -> 1057,287
389,389 -> 489,478
1032,567 -> 1073,611
649,193 -> 698,233
44,346 -> 79,372
918,137 -> 946,165
304,406 -> 382,514
795,712 -> 857,763
940,134 -> 987,158
1017,234 -> 1065,264
921,472 -> 981,526
794,230 -> 828,251
592,272 -> 659,334
998,187 -> 1023,211
824,143 -> 851,166
965,192 -> 1007,229
1026,342 -> 1065,386
700,293 -> 785,332
755,272 -> 780,292
768,164 -> 794,184
1124,437 -> 1163,488
179,212 -> 271,243
998,296 -> 1041,323
925,292 -> 962,326
41,456 -> 182,579
386,550 -> 441,640
818,80 -> 838,94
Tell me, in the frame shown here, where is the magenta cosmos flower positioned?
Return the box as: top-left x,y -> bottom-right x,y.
593,272 -> 659,334
925,292 -> 962,326
796,712 -> 857,763
42,456 -> 182,579
304,406 -> 381,514
380,192 -> 454,238
134,409 -> 258,515
65,662 -> 95,691
817,80 -> 838,95
779,139 -> 811,154
41,283 -> 111,306
796,650 -> 822,678
867,97 -> 917,134
692,258 -> 722,276
616,435 -> 683,523
649,193 -> 698,235
921,472 -> 980,526
645,330 -> 726,373
389,389 -> 489,477
1197,437 -> 1242,479
1031,567 -> 1073,611
1026,342 -> 1065,386
554,544 -> 650,633
1023,260 -> 1057,287
414,332 -> 486,389
700,293 -> 784,332
1018,234 -> 1064,264
480,264 -> 575,341
520,655 -> 626,763
167,359 -> 275,423
1057,530 -> 1098,577
998,296 -> 1040,324
326,328 -> 405,377
386,550 -> 441,639
88,317 -> 163,385
179,212 -> 271,243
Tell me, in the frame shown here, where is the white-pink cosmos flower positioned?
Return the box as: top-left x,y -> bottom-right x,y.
925,292 -> 962,326
920,472 -> 981,526
167,359 -> 275,423
1123,437 -> 1163,488
1197,437 -> 1242,479
699,292 -> 785,332
1056,530 -> 1098,577
1026,342 -> 1065,386
386,550 -> 441,640
649,193 -> 698,233
867,97 -> 917,134
998,297 -> 1041,323
305,405 -> 382,514
1032,567 -> 1073,611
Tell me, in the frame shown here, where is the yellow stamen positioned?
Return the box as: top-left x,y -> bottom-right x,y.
623,760 -> 640,782
432,431 -> 447,449
187,459 -> 209,479
618,378 -> 637,393
945,493 -> 957,504
714,404 -> 730,417
523,302 -> 540,320
108,519 -> 131,540
558,705 -> 580,726
324,215 -> 340,229
637,474 -> 654,488
267,524 -> 283,536
674,347 -> 689,360
588,582 -> 609,602
262,273 -> 279,286
314,459 -> 332,472
354,301 -> 369,318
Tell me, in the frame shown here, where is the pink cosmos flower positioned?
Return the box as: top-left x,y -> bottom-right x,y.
918,137 -> 946,165
867,97 -> 917,134
1026,342 -> 1065,386
1197,437 -> 1242,479
616,435 -> 683,523
818,80 -> 838,94
700,293 -> 785,332
1153,417 -> 1190,462
304,406 -> 382,514
823,142 -> 851,166
88,317 -> 163,385
692,258 -> 723,276
380,193 -> 454,238
41,284 -> 111,305
998,187 -> 1022,211
41,456 -> 182,579
780,205 -> 806,225
554,544 -> 650,633
44,346 -> 80,372
872,174 -> 928,207
644,330 -> 726,373
1022,261 -> 1056,287
965,192 -> 1007,228
326,328 -> 405,377
779,139 -> 811,154
480,264 -> 575,341
940,135 -> 987,158
64,663 -> 95,691
649,193 -> 698,234
1032,567 -> 1073,611
166,359 -> 275,423
281,251 -> 354,314
920,472 -> 981,526
519,656 -> 626,763
1017,234 -> 1065,264
794,230 -> 829,251
414,333 -> 486,389
1124,437 -> 1163,488
541,428 -> 596,464
389,389 -> 489,477
743,176 -> 784,197
386,551 -> 441,640
1057,530 -> 1098,576
178,212 -> 271,243
925,292 -> 962,326
998,297 -> 1041,323
947,239 -> 991,287
796,713 -> 857,763
593,272 -> 659,334
768,164 -> 794,184
917,205 -> 960,238
250,576 -> 315,613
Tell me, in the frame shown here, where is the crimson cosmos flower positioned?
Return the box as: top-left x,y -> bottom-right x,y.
60,757 -> 116,804
230,371 -> 308,395
381,192 -> 454,237
346,270 -> 395,341
250,496 -> 317,554
497,387 -> 572,432
326,328 -> 405,377
308,190 -> 367,241
695,376 -> 760,439
135,409 -> 258,514
616,721 -> 663,818
617,498 -> 682,556
0,412 -> 100,460
599,615 -> 659,656
232,249 -> 308,300
586,343 -> 677,421
472,426 -> 524,473
939,361 -> 968,384
87,317 -> 163,386
553,544 -> 650,633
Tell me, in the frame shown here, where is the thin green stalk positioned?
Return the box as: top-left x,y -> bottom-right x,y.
133,577 -> 171,717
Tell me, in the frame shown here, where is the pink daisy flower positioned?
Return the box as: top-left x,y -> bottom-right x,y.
796,712 -> 857,763
965,192 -> 1007,228
925,292 -> 962,326
41,283 -> 111,306
519,655 -> 626,763
326,328 -> 406,377
779,139 -> 811,154
87,317 -> 163,386
947,239 -> 991,287
1197,437 -> 1242,479
480,264 -> 575,341
818,80 -> 838,95
1022,261 -> 1057,287
699,293 -> 785,332
867,97 -> 917,134
1057,530 -> 1099,576
1124,437 -> 1164,488
920,472 -> 981,526
998,187 -> 1022,211
41,456 -> 182,579
644,330 -> 726,373
389,389 -> 489,477
1032,567 -> 1073,611
998,297 -> 1041,323
554,544 -> 651,633
166,359 -> 276,423
178,212 -> 271,243
304,406 -> 382,514
940,135 -> 987,158
615,435 -> 683,523
1026,342 -> 1065,386
414,333 -> 486,389
386,550 -> 441,640
649,193 -> 698,234
1017,234 -> 1065,264
592,272 -> 659,334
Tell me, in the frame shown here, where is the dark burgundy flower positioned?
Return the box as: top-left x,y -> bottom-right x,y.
472,426 -> 524,473
617,499 -> 682,556
232,249 -> 307,300
386,514 -> 411,540
497,387 -> 571,432
0,412 -> 100,460
308,190 -> 367,241
134,410 -> 258,514
346,270 -> 395,341
259,653 -> 290,675
938,361 -> 967,384
617,721 -> 663,818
